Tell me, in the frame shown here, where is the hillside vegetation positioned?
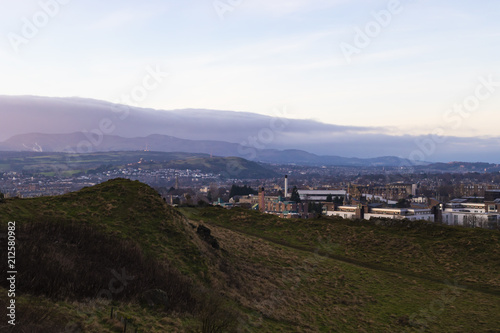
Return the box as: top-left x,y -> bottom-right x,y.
0,179 -> 499,332
0,151 -> 276,179
183,207 -> 500,294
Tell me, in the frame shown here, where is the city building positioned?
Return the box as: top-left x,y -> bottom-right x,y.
441,198 -> 499,228
258,187 -> 311,219
325,204 -> 435,221
297,189 -> 346,202
350,183 -> 417,201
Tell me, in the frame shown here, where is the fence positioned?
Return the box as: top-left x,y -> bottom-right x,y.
110,307 -> 139,333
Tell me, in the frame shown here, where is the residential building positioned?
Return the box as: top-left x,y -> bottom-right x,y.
441,199 -> 499,228
298,189 -> 346,202
258,187 -> 311,218
325,204 -> 434,221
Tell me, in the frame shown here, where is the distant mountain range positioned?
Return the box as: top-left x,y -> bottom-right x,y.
416,161 -> 500,173
1,95 -> 500,163
0,132 -> 427,167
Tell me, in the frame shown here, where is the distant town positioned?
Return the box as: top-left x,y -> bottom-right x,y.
2,156 -> 500,231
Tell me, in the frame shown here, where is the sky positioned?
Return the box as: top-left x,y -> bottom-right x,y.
1,0 -> 499,139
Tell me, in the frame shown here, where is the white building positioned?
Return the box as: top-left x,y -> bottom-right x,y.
411,196 -> 428,204
441,200 -> 499,228
326,205 -> 357,219
364,208 -> 434,221
325,206 -> 434,222
324,196 -> 499,229
298,190 -> 346,201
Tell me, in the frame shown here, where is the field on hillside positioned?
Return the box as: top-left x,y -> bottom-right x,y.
0,151 -> 276,179
181,206 -> 500,332
0,180 -> 499,332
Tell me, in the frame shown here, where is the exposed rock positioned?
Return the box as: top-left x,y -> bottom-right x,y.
197,225 -> 220,249
141,289 -> 169,308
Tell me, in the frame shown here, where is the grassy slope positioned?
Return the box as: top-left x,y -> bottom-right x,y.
181,206 -> 500,332
0,151 -> 209,172
160,156 -> 277,179
0,151 -> 277,179
0,179 -> 206,276
182,207 -> 500,293
0,179 -> 210,332
0,180 -> 499,332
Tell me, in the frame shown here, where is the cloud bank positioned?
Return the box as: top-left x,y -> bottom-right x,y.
1,95 -> 499,163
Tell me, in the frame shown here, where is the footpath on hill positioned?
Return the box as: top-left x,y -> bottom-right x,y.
181,209 -> 500,297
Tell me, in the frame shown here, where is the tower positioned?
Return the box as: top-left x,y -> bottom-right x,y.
284,175 -> 288,198
344,183 -> 350,205
258,187 -> 265,212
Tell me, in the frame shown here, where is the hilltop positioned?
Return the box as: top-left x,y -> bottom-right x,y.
0,151 -> 277,179
0,179 -> 499,332
0,132 -> 423,167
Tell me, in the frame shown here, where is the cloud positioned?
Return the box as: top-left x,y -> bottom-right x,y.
1,95 -> 499,163
0,95 -> 385,142
354,46 -> 428,65
240,0 -> 353,17
89,5 -> 167,30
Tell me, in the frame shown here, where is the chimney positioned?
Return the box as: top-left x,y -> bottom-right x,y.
259,187 -> 265,212
285,175 -> 288,198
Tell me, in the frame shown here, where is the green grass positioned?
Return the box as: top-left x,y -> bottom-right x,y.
0,179 -> 208,279
0,151 -> 277,178
0,181 -> 499,332
179,206 -> 500,332
182,207 -> 500,294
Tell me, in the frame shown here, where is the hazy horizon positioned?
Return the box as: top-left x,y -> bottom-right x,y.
1,95 -> 500,163
2,2 -> 500,331
1,1 -> 499,162
1,1 -> 499,132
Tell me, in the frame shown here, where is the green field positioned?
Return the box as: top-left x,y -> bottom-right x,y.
0,179 -> 499,332
0,151 -> 277,179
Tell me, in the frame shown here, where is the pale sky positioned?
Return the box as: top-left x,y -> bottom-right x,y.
1,0 -> 499,138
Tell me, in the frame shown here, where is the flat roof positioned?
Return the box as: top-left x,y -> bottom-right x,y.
298,190 -> 346,195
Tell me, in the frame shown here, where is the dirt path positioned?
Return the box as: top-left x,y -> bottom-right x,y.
206,221 -> 500,297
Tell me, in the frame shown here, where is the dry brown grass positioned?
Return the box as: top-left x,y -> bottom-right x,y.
198,223 -> 358,330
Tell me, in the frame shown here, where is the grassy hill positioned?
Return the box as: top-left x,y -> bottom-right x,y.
181,207 -> 500,332
0,151 -> 277,179
1,179 -> 499,332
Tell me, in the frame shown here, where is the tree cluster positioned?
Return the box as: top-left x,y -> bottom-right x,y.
290,186 -> 301,203
229,184 -> 257,198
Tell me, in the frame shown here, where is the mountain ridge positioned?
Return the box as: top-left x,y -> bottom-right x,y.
0,132 -> 428,167
2,95 -> 500,162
